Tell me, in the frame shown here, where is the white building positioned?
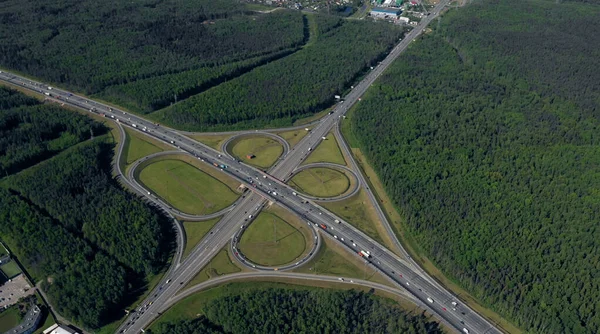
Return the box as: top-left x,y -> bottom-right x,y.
43,324 -> 80,334
398,16 -> 410,24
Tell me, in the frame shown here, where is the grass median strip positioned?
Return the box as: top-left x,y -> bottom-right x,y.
122,127 -> 169,168
289,167 -> 350,198
276,128 -> 310,148
303,132 -> 346,165
318,190 -> 387,247
138,159 -> 239,215
185,247 -> 242,289
183,218 -> 221,259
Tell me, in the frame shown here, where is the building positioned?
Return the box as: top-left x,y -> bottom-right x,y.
6,305 -> 42,334
370,7 -> 402,19
398,16 -> 410,24
42,324 -> 80,334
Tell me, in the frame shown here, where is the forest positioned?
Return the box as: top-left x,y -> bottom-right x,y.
0,88 -> 173,329
150,288 -> 441,334
151,19 -> 404,131
348,0 -> 600,333
0,87 -> 106,177
0,0 -> 306,113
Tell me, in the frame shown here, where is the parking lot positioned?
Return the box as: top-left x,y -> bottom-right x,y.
0,274 -> 35,308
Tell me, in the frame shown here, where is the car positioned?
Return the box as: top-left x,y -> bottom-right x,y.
338,277 -> 344,281
341,238 -> 344,241
166,279 -> 171,284
249,215 -> 253,219
352,243 -> 356,247
334,235 -> 338,239
452,301 -> 458,307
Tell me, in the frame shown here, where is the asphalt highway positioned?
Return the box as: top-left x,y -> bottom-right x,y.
0,2 -> 501,332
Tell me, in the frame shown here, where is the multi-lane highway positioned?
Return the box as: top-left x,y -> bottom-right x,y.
0,1 -> 502,333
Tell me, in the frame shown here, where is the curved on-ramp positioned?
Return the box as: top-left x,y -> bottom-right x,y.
222,132 -> 290,170
126,150 -> 242,221
229,205 -> 322,272
289,162 -> 360,202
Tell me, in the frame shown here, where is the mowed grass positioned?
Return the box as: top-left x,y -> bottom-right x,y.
188,133 -> 233,151
238,211 -> 307,266
0,306 -> 21,333
185,248 -> 241,288
289,167 -> 350,198
230,135 -> 283,169
0,261 -> 22,278
319,190 -> 387,246
183,218 -> 221,259
303,132 -> 346,165
138,159 -> 239,215
294,237 -> 389,286
122,127 -> 169,167
276,128 -> 310,148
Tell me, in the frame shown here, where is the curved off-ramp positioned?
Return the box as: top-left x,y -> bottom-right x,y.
114,124 -> 186,267
158,272 -> 463,331
288,162 -> 360,202
127,150 -> 242,221
222,132 -> 290,170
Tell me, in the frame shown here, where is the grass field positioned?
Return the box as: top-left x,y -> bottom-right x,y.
289,167 -> 350,198
188,133 -> 233,151
230,135 -> 283,169
138,159 -> 239,215
122,127 -> 169,168
319,190 -> 387,246
185,248 -> 242,289
303,132 -> 347,165
183,218 -> 221,259
0,306 -> 21,333
238,212 -> 307,266
0,261 -> 22,279
276,128 -> 310,148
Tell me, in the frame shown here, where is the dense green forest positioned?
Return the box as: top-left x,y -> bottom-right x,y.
0,88 -> 173,329
151,19 -> 404,131
0,87 -> 106,177
151,289 -> 441,334
0,0 -> 306,113
349,0 -> 600,333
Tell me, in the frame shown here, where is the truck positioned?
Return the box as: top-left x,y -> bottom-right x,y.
359,250 -> 371,258
213,162 -> 219,167
427,298 -> 434,303
132,124 -> 137,128
219,164 -> 225,169
334,219 -> 340,224
292,191 -> 297,196
462,329 -> 469,334
44,92 -> 50,96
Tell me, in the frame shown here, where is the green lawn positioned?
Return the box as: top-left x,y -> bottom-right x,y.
188,134 -> 232,151
183,218 -> 221,259
230,136 -> 283,169
303,132 -> 346,165
319,190 -> 386,246
185,248 -> 241,288
0,306 -> 21,333
137,159 -> 239,215
0,261 -> 22,278
122,127 -> 167,167
238,212 -> 307,267
276,128 -> 310,148
293,237 -> 388,285
289,167 -> 350,198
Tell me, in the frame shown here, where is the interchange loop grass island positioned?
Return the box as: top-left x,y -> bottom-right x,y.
136,157 -> 240,216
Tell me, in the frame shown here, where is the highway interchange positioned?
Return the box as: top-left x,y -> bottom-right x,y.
0,1 -> 503,333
